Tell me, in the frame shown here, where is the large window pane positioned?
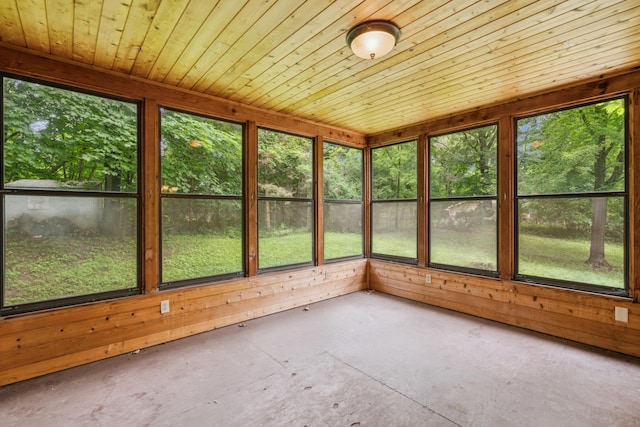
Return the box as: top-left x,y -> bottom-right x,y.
258,200 -> 313,268
4,195 -> 137,306
3,77 -> 138,193
516,98 -> 627,293
2,77 -> 140,313
518,197 -> 624,289
161,198 -> 242,283
371,141 -> 417,261
430,200 -> 497,270
258,129 -> 313,269
371,201 -> 417,259
324,202 -> 362,259
323,142 -> 363,260
429,124 -> 498,273
160,108 -> 243,285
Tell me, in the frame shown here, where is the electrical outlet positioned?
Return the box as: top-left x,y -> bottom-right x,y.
614,306 -> 628,323
425,274 -> 431,284
325,271 -> 330,280
160,300 -> 170,314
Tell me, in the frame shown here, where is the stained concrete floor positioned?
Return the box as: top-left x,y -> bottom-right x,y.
2,291 -> 640,427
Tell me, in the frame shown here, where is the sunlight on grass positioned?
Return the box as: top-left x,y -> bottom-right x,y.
430,228 -> 496,270
372,232 -> 417,259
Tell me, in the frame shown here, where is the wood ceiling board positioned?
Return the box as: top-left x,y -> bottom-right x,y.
71,0 -> 102,63
0,1 -> 26,46
45,0 -> 74,59
160,1 -> 244,86
145,1 -> 214,81
16,0 -> 49,52
130,0 -> 190,78
112,0 -> 162,73
176,0 -> 274,91
93,0 -> 132,69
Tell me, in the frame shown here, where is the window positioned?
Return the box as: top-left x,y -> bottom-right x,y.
1,76 -> 140,314
371,140 -> 417,261
160,108 -> 243,286
429,124 -> 498,274
323,142 -> 363,260
515,98 -> 627,294
257,128 -> 313,270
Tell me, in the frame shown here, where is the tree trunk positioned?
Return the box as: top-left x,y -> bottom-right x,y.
585,197 -> 611,269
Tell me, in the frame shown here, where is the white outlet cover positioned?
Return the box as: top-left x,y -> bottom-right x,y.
160,300 -> 170,314
614,307 -> 628,323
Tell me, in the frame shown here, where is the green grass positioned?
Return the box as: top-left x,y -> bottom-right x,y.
162,234 -> 242,283
372,232 -> 417,258
430,228 -> 497,270
518,233 -> 624,288
5,228 -> 626,306
324,232 -> 363,259
259,232 -> 313,268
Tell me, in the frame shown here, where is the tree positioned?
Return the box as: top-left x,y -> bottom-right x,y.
517,99 -> 625,269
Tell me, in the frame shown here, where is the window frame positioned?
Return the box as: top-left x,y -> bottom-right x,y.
427,122 -> 500,278
513,96 -> 629,296
323,140 -> 364,263
370,139 -> 419,264
257,127 -> 315,272
158,106 -> 245,289
0,73 -> 143,315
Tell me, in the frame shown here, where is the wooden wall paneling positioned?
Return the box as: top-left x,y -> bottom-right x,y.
245,121 -> 258,276
142,98 -> 160,292
498,115 -> 514,280
315,136 -> 324,265
417,134 -> 428,267
631,89 -> 639,303
0,259 -> 367,386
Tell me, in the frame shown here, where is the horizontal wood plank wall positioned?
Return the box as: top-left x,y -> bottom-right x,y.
0,260 -> 367,386
369,260 -> 640,358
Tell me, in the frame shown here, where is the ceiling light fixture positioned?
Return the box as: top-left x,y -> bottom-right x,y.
346,20 -> 401,60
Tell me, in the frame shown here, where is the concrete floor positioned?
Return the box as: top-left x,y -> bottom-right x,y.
2,291 -> 640,427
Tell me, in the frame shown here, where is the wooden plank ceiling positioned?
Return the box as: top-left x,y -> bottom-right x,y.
0,0 -> 639,135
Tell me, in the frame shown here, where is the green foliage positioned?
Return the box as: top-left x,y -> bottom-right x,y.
372,141 -> 417,199
258,128 -> 312,198
3,77 -> 138,191
323,143 -> 363,200
430,125 -> 497,198
517,99 -> 625,195
259,232 -> 313,268
160,109 -> 242,195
